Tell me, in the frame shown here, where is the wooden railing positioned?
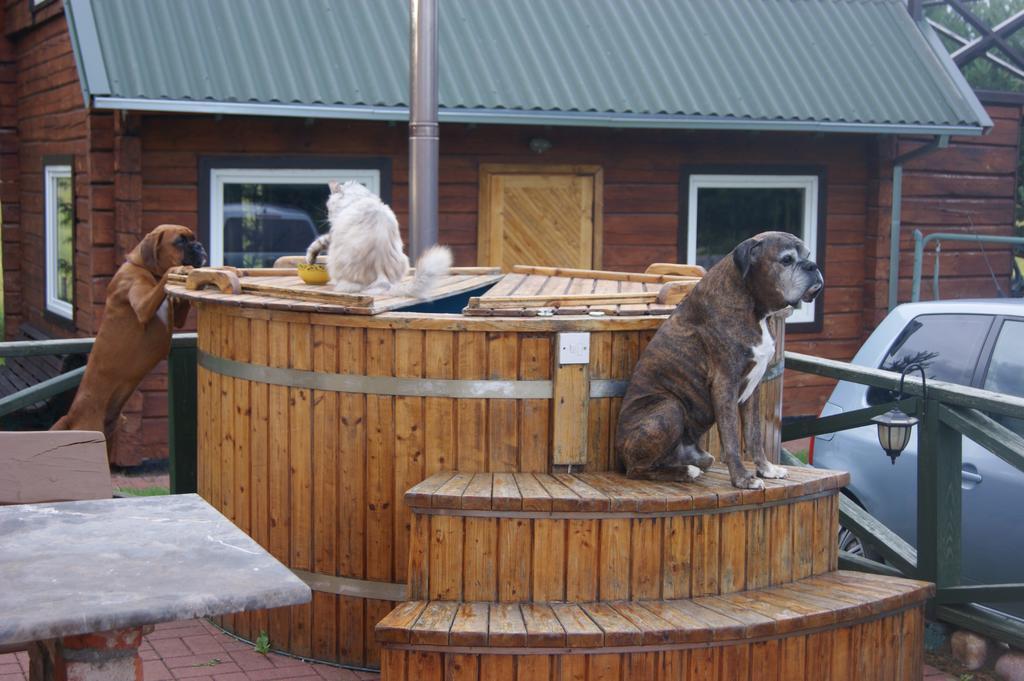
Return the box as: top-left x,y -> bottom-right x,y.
0,333 -> 198,494
781,351 -> 1024,647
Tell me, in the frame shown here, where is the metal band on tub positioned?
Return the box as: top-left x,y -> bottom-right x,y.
289,570 -> 407,602
198,351 -> 782,399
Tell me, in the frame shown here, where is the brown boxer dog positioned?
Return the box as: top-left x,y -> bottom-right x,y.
52,225 -> 207,448
615,231 -> 823,489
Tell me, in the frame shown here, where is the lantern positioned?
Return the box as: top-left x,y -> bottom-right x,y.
871,363 -> 926,464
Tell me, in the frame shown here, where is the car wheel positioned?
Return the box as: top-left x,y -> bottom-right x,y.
838,526 -> 882,562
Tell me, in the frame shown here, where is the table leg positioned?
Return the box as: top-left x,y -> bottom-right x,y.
28,625 -> 154,681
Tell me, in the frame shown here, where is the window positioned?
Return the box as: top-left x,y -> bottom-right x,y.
201,158 -> 390,268
682,170 -> 823,326
982,319 -> 1024,437
866,313 -> 994,405
44,163 -> 74,319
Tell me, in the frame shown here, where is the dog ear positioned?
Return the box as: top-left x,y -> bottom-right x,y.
328,181 -> 341,194
732,238 -> 762,279
138,230 -> 163,273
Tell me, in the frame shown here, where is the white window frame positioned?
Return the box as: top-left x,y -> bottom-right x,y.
44,164 -> 74,319
208,168 -> 381,267
686,174 -> 820,325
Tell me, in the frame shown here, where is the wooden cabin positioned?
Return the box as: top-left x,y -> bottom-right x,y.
1,0 -> 1020,465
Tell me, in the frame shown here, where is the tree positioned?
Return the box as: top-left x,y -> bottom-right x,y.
927,0 -> 1024,92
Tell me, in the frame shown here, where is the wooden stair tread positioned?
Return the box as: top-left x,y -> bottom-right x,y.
405,465 -> 850,513
376,571 -> 933,648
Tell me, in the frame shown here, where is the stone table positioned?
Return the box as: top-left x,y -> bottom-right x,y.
0,494 -> 311,681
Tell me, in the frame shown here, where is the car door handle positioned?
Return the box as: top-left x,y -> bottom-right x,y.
961,469 -> 983,484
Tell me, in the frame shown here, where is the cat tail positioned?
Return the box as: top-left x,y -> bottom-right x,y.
305,233 -> 331,264
389,245 -> 453,299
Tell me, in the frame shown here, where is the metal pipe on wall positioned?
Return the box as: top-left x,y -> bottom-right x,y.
888,135 -> 948,311
409,0 -> 439,260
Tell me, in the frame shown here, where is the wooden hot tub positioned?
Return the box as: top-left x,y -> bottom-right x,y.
167,264 -> 785,669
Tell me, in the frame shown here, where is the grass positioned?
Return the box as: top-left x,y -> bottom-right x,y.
115,485 -> 170,497
254,631 -> 271,655
789,449 -> 809,464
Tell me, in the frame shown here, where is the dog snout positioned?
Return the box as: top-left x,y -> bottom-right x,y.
186,242 -> 208,267
800,261 -> 823,302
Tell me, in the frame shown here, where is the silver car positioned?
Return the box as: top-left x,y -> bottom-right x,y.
811,299 -> 1024,620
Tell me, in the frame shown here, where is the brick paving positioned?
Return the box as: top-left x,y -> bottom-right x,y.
0,619 -> 379,681
0,618 -> 961,680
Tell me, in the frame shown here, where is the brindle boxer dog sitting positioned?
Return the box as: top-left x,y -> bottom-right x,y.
615,231 -> 823,489
52,225 -> 207,449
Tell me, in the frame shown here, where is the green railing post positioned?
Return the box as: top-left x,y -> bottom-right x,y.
917,397 -> 962,611
167,342 -> 198,494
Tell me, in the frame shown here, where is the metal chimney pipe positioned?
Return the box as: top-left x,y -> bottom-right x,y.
409,0 -> 439,259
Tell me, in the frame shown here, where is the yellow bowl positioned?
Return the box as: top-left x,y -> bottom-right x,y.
297,262 -> 329,285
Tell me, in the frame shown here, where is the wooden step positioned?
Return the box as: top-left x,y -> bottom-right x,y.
405,466 -> 849,602
376,571 -> 933,680
405,465 -> 848,513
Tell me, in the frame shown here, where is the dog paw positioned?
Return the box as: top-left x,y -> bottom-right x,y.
731,473 -> 765,490
757,463 -> 788,479
684,465 -> 703,481
698,453 -> 716,470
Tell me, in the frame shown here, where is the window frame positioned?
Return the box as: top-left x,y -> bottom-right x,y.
977,315 -> 1024,388
866,312 -> 996,406
679,165 -> 827,331
198,156 -> 392,268
43,159 -> 75,321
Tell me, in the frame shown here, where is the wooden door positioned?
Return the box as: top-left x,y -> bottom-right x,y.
478,165 -> 603,270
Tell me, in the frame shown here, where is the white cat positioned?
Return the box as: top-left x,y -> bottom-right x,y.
306,180 -> 452,298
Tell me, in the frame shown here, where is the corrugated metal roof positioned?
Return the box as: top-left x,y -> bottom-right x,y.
65,0 -> 990,134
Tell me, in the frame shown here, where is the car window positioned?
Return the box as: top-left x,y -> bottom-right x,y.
866,314 -> 993,405
982,319 -> 1024,437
